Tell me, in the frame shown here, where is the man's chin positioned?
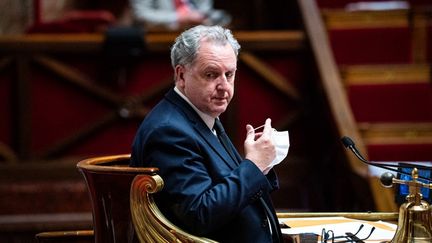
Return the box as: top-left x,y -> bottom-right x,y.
211,106 -> 227,117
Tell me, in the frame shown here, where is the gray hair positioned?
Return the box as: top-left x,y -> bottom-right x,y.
170,25 -> 241,69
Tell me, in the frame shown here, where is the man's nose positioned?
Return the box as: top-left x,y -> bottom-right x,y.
216,76 -> 230,90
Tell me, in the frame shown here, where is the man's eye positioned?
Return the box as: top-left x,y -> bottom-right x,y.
226,72 -> 234,78
206,72 -> 217,79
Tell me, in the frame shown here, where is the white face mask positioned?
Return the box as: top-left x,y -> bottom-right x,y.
267,130 -> 290,169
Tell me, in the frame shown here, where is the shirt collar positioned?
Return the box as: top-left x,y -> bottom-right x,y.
174,86 -> 215,131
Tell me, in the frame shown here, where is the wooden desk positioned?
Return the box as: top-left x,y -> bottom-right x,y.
277,212 -> 399,221
277,212 -> 399,243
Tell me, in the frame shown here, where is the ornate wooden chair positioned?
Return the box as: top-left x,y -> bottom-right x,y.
130,173 -> 217,243
76,154 -> 151,243
36,154 -> 216,243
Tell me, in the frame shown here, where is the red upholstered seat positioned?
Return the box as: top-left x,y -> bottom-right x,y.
316,0 -> 407,9
348,83 -> 432,123
367,143 -> 432,161
329,27 -> 412,65
27,10 -> 115,33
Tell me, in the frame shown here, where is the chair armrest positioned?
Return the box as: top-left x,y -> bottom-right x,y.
130,174 -> 218,243
35,230 -> 94,242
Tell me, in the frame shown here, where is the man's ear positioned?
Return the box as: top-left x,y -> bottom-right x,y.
175,65 -> 185,88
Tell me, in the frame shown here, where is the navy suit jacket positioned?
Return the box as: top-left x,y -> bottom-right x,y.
131,88 -> 282,242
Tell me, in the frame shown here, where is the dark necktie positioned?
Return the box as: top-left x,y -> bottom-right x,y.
213,119 -> 237,162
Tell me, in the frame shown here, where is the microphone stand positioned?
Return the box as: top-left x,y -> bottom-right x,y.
341,137 -> 432,243
341,136 -> 432,182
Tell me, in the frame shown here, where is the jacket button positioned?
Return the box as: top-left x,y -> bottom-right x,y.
261,219 -> 268,228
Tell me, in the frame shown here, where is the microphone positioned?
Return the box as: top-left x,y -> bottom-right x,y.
341,136 -> 368,163
341,136 -> 431,182
380,172 -> 395,187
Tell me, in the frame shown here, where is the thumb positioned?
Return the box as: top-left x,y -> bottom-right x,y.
245,124 -> 255,142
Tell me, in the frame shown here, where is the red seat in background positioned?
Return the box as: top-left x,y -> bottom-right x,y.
348,83 -> 432,123
26,10 -> 115,33
316,0 -> 411,9
329,27 -> 412,65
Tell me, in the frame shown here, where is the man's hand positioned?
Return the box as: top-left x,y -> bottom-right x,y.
244,118 -> 276,173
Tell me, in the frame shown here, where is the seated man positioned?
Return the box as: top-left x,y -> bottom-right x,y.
131,25 -> 283,242
129,0 -> 231,31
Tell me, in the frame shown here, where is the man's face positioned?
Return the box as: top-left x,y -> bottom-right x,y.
175,40 -> 237,118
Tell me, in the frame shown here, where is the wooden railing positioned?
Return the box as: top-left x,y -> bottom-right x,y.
0,31 -> 304,53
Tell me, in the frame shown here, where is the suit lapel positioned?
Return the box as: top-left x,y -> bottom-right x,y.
165,89 -> 239,170
195,124 -> 239,170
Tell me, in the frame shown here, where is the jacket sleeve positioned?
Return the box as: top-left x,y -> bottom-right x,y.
265,169 -> 280,192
